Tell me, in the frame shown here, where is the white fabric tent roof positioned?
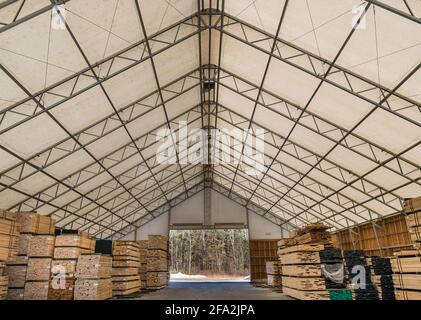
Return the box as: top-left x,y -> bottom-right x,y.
0,0 -> 420,238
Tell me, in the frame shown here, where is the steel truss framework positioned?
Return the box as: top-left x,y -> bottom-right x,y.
0,0 -> 419,239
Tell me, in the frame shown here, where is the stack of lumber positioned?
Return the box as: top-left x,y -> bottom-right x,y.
0,210 -> 21,300
289,223 -> 332,245
0,211 -> 20,262
49,233 -> 95,300
137,240 -> 148,289
5,212 -> 55,300
392,248 -> 421,300
24,235 -> 55,300
343,250 -> 378,300
279,243 -> 337,300
146,235 -> 169,289
404,197 -> 421,246
74,254 -> 112,300
112,241 -> 141,296
266,261 -> 282,288
367,257 -> 395,300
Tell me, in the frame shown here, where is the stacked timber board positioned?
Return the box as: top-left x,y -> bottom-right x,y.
0,211 -> 20,299
278,243 -> 345,300
367,257 -> 395,300
343,250 -> 378,300
75,254 -> 112,300
266,261 -> 282,288
49,233 -> 95,300
6,212 -> 55,300
147,235 -> 169,289
137,240 -> 148,289
404,197 -> 421,246
392,249 -> 421,300
25,235 -> 55,300
112,241 -> 141,296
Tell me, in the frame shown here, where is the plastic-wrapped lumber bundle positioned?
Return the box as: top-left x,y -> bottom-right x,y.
343,250 -> 378,300
367,257 -> 395,300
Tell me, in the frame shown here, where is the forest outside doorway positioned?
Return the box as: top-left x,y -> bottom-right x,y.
169,229 -> 250,282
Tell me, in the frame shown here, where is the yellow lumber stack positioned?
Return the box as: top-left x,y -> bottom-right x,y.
74,254 -> 112,300
112,241 -> 141,296
137,240 -> 148,289
266,261 -> 282,288
392,249 -> 421,300
146,235 -> 169,289
49,233 -> 95,300
0,210 -> 20,300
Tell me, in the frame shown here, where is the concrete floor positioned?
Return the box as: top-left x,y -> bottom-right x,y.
136,282 -> 292,300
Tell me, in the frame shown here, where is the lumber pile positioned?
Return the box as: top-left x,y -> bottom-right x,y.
266,261 -> 282,288
137,240 -> 148,289
147,235 -> 169,289
278,224 -> 348,300
4,212 -> 55,300
404,197 -> 421,246
25,234 -> 55,300
343,250 -> 378,300
288,223 -> 332,245
0,211 -> 21,300
367,257 -> 395,300
112,241 -> 141,296
74,254 -> 112,300
49,233 -> 95,300
392,249 -> 421,300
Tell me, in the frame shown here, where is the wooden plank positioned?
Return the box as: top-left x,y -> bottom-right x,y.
146,271 -> 168,288
278,244 -> 326,256
404,197 -> 421,213
407,211 -> 421,228
393,274 -> 421,291
24,281 -> 49,300
54,247 -> 93,259
51,259 -> 77,275
28,235 -> 55,257
112,267 -> 139,277
395,289 -> 421,300
282,276 -> 326,291
147,235 -> 168,251
48,278 -> 75,300
280,251 -> 320,265
0,218 -> 20,236
281,264 -> 322,277
391,256 -> 421,273
5,265 -> 27,288
7,288 -> 24,300
55,234 -> 95,250
17,212 -> 55,235
76,254 -> 112,279
17,234 -> 32,256
74,278 -> 112,300
26,258 -> 52,281
283,286 -> 329,300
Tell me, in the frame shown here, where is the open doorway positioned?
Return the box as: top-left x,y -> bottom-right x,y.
169,229 -> 250,282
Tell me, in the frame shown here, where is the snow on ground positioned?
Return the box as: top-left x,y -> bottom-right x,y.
170,273 -> 250,282
170,272 -> 208,280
